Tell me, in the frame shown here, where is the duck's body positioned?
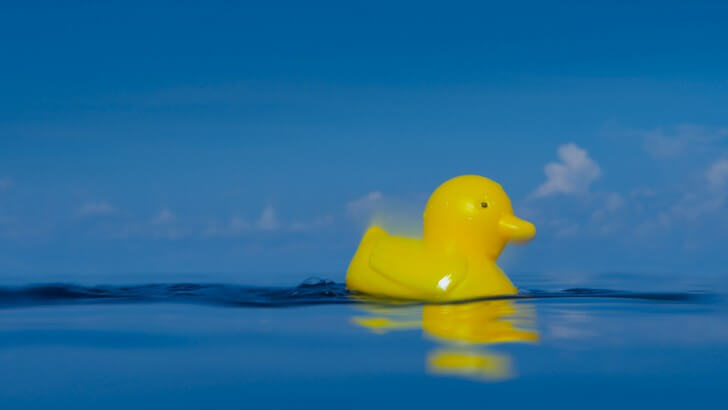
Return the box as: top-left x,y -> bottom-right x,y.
346,226 -> 517,300
346,175 -> 535,301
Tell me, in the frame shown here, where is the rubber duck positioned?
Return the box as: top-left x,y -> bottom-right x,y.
346,175 -> 535,301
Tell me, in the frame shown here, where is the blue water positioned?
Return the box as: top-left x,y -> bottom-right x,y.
0,274 -> 726,409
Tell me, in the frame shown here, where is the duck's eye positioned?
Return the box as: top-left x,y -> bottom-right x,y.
480,202 -> 489,209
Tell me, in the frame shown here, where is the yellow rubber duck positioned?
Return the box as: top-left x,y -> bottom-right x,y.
346,175 -> 536,301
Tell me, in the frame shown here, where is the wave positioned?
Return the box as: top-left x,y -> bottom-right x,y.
0,278 -> 713,309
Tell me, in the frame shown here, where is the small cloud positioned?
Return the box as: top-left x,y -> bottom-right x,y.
203,216 -> 252,238
78,201 -> 116,216
638,159 -> 728,234
639,125 -> 728,158
230,216 -> 251,232
544,218 -> 581,238
706,159 -> 728,191
554,223 -> 580,238
590,192 -> 625,224
603,192 -> 625,211
660,193 -> 723,226
532,144 -> 602,198
256,205 -> 280,231
148,209 -> 185,239
201,223 -> 220,238
289,215 -> 334,232
598,192 -> 625,214
347,191 -> 383,217
642,130 -> 685,158
203,209 -> 332,238
0,177 -> 12,190
152,209 -> 176,224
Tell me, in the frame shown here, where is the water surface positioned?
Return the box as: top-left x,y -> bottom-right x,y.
0,274 -> 725,409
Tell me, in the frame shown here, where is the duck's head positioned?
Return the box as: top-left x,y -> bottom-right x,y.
423,175 -> 535,260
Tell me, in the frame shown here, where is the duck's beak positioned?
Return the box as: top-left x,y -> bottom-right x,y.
499,214 -> 536,243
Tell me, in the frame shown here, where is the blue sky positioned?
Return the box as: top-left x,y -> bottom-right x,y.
1,1 -> 728,283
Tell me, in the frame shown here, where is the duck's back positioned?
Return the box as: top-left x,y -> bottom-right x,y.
346,226 -> 468,300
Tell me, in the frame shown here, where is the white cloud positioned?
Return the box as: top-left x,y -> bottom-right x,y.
643,131 -> 683,158
603,192 -> 625,211
256,205 -> 280,231
289,215 -> 334,232
230,216 -> 251,232
203,208 -> 332,237
590,192 -> 625,223
78,201 -> 116,216
707,159 -> 728,191
532,144 -> 602,198
640,125 -> 728,158
667,159 -> 728,221
659,194 -> 723,226
202,216 -> 250,238
526,144 -> 624,237
637,159 -> 728,234
152,209 -> 176,224
147,209 -> 187,239
346,191 -> 383,217
550,219 -> 580,238
0,177 -> 12,190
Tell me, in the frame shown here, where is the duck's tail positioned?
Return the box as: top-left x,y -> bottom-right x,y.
345,225 -> 388,290
360,225 -> 387,247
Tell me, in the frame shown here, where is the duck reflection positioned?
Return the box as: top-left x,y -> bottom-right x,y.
352,300 -> 539,382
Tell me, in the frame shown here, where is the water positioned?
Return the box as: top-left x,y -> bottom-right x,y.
0,274 -> 726,409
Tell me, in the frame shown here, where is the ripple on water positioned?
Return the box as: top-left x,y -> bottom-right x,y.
0,278 -> 714,309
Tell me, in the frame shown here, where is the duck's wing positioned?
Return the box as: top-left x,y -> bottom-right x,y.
369,236 -> 468,298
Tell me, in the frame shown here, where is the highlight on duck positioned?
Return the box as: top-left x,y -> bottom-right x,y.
346,175 -> 536,301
